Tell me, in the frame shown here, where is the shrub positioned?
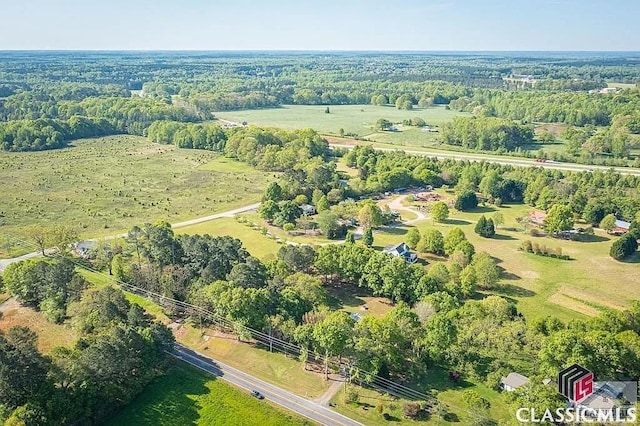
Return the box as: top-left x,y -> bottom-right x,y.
520,240 -> 533,253
455,191 -> 478,211
344,388 -> 359,404
403,402 -> 420,419
474,216 -> 495,238
610,233 -> 638,260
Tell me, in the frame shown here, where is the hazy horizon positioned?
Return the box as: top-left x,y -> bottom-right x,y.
2,0 -> 639,51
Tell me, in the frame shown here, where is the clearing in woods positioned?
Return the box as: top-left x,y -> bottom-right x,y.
215,104 -> 468,147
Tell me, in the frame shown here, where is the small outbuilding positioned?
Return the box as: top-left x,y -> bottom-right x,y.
613,220 -> 631,234
500,372 -> 530,391
300,204 -> 317,216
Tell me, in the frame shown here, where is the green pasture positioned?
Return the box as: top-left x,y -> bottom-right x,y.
107,363 -> 313,426
0,136 -> 271,245
216,104 -> 466,143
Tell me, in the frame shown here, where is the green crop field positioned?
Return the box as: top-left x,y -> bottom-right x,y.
107,362 -> 314,426
0,135 -> 272,247
216,104 -> 468,147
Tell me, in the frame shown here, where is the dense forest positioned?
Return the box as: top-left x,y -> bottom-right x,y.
1,51 -> 639,153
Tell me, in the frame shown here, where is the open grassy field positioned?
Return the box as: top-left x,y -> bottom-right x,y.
216,104 -> 467,146
0,135 -> 272,248
107,362 -> 313,426
607,82 -> 637,89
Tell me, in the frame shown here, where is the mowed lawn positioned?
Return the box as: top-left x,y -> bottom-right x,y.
106,362 -> 314,426
216,104 -> 467,146
0,135 -> 272,244
368,195 -> 638,321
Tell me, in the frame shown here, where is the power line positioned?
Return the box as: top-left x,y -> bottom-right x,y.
2,232 -> 432,402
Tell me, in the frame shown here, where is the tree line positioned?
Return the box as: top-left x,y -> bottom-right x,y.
0,264 -> 173,425
440,116 -> 535,152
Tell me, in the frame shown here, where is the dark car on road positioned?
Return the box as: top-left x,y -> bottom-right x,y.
251,390 -> 264,399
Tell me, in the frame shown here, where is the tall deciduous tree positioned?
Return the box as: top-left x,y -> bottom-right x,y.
358,203 -> 383,228
599,213 -> 617,233
543,204 -> 574,234
418,229 -> 445,256
406,228 -> 421,249
444,227 -> 467,255
472,252 -> 500,289
430,201 -> 449,223
312,311 -> 354,379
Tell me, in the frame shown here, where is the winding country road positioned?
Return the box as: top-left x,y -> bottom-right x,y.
0,203 -> 262,272
171,344 -> 362,426
386,194 -> 427,225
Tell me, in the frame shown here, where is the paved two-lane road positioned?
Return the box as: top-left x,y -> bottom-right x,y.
171,344 -> 362,426
329,143 -> 640,176
0,203 -> 262,273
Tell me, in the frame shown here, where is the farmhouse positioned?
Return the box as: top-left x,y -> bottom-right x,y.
382,242 -> 418,264
500,372 -> 529,391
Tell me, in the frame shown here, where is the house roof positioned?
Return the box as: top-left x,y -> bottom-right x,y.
578,381 -> 637,409
501,372 -> 530,389
300,204 -> 316,214
349,312 -> 363,321
615,220 -> 631,230
383,242 -> 409,255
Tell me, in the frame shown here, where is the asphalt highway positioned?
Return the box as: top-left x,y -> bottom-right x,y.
171,344 -> 363,426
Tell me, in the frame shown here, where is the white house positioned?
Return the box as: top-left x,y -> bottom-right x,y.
382,242 -> 418,264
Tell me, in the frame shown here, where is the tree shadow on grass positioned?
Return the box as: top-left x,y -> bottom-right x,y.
443,219 -> 472,226
500,271 -> 521,280
620,252 -> 640,264
381,226 -> 409,236
574,234 -> 611,243
491,233 -> 517,241
494,284 -> 536,298
470,206 -> 497,214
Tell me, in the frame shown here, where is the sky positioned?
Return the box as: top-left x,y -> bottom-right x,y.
1,0 -> 639,51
